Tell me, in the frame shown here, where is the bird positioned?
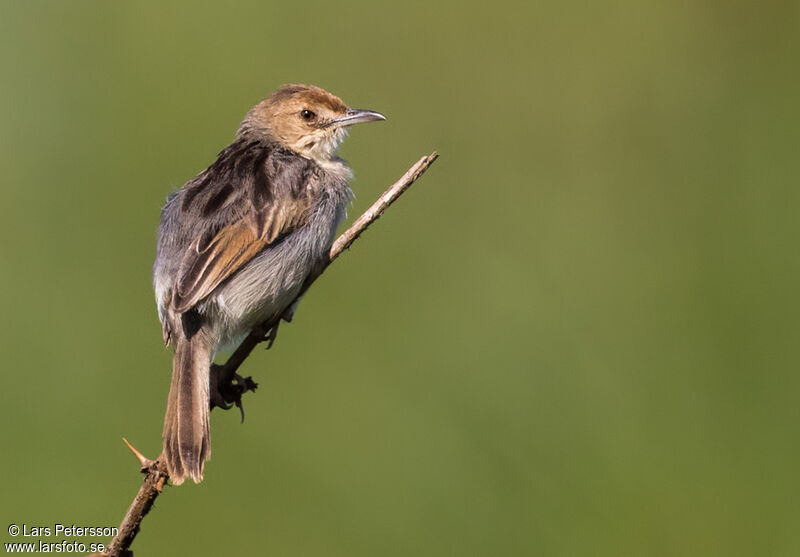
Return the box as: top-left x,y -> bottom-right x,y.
153,84 -> 386,484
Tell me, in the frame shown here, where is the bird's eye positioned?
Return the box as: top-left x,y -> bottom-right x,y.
300,109 -> 315,121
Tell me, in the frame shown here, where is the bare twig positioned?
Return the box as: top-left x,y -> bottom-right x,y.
103,449 -> 167,557
331,152 -> 439,263
101,151 -> 438,556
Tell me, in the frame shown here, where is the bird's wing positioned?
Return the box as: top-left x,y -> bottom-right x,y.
171,145 -> 314,313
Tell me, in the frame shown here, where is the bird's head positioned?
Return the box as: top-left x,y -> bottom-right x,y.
240,84 -> 386,164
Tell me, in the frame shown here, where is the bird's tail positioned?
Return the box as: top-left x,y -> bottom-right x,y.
162,336 -> 211,485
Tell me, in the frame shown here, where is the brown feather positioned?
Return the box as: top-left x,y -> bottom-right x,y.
172,195 -> 310,313
170,140 -> 315,314
162,334 -> 211,485
173,222 -> 263,313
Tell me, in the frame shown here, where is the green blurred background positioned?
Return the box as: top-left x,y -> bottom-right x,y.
1,1 -> 799,555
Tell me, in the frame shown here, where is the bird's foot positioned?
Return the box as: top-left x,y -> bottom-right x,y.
209,363 -> 258,423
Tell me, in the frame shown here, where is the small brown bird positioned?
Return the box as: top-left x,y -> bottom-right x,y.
153,84 -> 385,484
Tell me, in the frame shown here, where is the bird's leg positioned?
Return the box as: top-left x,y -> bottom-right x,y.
209,364 -> 233,411
209,363 -> 258,422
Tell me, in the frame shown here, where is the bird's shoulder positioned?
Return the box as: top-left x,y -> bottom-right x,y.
164,139 -> 328,313
180,138 -> 316,217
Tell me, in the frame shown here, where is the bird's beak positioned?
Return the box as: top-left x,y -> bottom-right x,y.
328,108 -> 387,128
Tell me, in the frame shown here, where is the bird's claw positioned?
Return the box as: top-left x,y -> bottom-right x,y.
209,363 -> 258,422
261,322 -> 280,350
